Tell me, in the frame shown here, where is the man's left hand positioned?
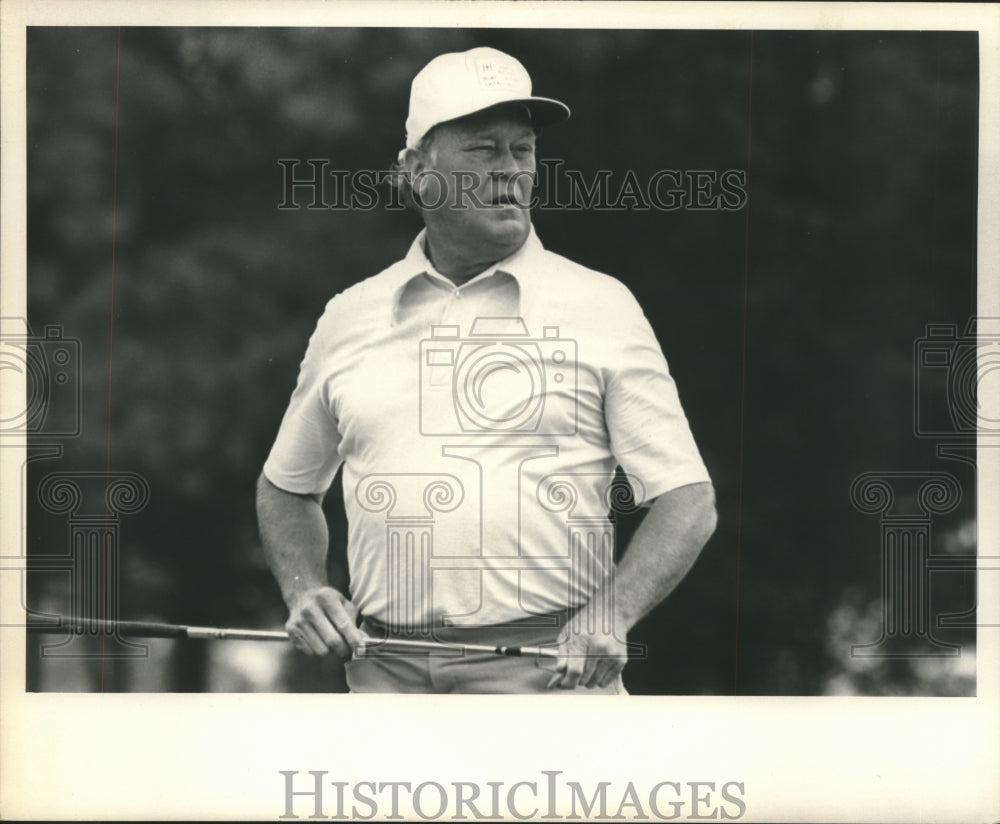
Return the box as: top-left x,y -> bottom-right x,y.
546,605 -> 628,690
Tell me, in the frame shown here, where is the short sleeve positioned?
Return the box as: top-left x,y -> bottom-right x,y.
604,288 -> 712,504
262,313 -> 344,495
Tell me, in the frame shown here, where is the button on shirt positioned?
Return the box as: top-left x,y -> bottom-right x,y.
263,226 -> 711,628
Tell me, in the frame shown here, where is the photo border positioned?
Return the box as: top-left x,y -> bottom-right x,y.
2,2 -> 997,821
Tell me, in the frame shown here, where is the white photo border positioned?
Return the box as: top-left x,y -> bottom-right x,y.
1,2 -> 997,821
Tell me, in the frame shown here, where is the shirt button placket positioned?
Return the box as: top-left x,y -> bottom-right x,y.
441,288 -> 461,329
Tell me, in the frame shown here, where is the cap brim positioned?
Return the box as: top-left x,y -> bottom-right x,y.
519,97 -> 572,127
439,97 -> 571,132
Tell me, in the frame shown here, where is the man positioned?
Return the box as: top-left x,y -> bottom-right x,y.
257,47 -> 716,693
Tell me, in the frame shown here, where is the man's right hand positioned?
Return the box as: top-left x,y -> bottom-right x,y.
285,586 -> 366,659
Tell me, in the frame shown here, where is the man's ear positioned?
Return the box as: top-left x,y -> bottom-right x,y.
400,147 -> 425,176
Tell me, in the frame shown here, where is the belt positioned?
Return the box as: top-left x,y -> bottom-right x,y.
359,608 -> 576,638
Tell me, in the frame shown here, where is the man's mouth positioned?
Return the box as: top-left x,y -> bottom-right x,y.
489,193 -> 524,207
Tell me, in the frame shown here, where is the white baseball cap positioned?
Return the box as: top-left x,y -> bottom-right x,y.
403,47 -> 570,151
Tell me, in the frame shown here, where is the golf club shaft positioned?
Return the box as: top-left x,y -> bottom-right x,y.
24,617 -> 560,658
25,617 -> 288,642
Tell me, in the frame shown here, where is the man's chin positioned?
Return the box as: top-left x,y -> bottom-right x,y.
476,209 -> 531,244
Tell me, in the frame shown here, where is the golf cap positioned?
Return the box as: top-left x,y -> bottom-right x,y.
403,47 -> 570,151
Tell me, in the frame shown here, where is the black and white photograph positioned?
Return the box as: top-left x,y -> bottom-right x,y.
1,1 -> 998,821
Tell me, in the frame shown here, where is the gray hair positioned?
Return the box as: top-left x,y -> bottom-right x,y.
388,129 -> 439,211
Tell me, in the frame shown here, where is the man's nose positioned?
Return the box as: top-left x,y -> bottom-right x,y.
490,147 -> 521,179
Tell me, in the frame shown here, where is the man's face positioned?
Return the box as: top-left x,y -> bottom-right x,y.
415,105 -> 537,254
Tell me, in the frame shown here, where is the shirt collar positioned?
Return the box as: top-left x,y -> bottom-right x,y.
389,225 -> 545,325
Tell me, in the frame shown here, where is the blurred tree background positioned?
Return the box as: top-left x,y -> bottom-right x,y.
22,27 -> 978,694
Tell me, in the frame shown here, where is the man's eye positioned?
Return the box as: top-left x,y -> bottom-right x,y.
468,145 -> 494,152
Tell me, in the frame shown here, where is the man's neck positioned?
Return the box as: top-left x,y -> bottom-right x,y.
423,230 -> 524,287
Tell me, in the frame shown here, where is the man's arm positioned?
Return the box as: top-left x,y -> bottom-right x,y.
256,472 -> 365,657
549,481 -> 717,689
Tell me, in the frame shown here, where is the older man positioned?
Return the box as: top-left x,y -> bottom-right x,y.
257,47 -> 716,693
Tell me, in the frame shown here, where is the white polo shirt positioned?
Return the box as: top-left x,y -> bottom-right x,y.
263,227 -> 711,628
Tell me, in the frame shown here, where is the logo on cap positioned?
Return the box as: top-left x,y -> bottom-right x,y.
475,57 -> 521,91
